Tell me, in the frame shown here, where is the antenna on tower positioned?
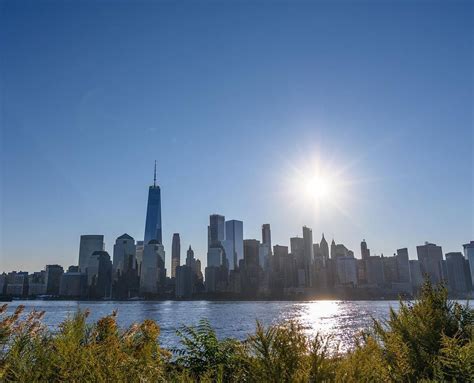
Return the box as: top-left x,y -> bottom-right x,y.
154,160 -> 157,187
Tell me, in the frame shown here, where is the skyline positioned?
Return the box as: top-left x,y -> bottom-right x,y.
1,162 -> 472,274
1,0 -> 473,272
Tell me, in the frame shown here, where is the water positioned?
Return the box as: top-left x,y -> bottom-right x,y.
4,300 -> 400,352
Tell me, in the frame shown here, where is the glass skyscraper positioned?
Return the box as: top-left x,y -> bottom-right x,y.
144,163 -> 162,245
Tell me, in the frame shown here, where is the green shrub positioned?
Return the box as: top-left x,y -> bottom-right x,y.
0,280 -> 472,382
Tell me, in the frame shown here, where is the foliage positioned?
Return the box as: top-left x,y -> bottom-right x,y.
0,280 -> 472,382
172,319 -> 248,382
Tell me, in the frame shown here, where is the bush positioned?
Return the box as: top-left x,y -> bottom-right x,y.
0,281 -> 472,382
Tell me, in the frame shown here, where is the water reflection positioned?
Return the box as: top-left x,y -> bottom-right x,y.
4,300 -> 399,352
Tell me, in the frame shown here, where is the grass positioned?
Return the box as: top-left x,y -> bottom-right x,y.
0,281 -> 472,382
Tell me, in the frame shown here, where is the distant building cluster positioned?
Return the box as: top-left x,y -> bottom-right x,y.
2,164 -> 473,300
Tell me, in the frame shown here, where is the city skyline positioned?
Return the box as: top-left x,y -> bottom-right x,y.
1,1 -> 473,273
1,164 -> 472,274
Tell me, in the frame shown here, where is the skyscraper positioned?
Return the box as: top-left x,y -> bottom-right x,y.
224,220 -> 244,270
463,241 -> 474,290
262,224 -> 272,252
320,234 -> 329,259
445,252 -> 470,294
207,214 -> 226,268
140,240 -> 166,294
144,161 -> 162,244
361,240 -> 370,260
45,264 -> 64,295
416,242 -> 444,284
112,234 -> 136,277
78,235 -> 104,272
171,233 -> 181,278
302,226 -> 314,286
208,214 -> 225,248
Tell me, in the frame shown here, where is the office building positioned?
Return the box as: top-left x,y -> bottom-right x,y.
144,162 -> 162,244
171,233 -> 181,278
463,241 -> 474,290
361,240 -> 370,260
409,260 -> 424,290
445,252 -> 470,294
396,248 -> 411,283
45,265 -> 64,295
225,220 -> 244,270
87,251 -> 112,299
140,240 -> 166,295
28,271 -> 46,296
262,224 -> 272,253
335,257 -> 357,286
208,214 -> 225,248
112,234 -> 136,278
176,265 -> 194,298
320,234 -> 329,259
60,271 -> 87,297
417,242 -> 444,284
366,256 -> 384,286
78,235 -> 104,273
302,226 -> 314,284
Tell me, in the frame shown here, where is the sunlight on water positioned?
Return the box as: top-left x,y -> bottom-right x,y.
4,300 -> 399,352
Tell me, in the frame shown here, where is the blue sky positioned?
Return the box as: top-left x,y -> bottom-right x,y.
1,0 -> 472,273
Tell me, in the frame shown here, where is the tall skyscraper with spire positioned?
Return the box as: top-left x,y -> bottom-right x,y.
144,161 -> 162,245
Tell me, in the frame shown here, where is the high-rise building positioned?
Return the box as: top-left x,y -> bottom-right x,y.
207,214 -> 227,269
135,240 -> 144,276
366,256 -> 384,286
112,234 -> 136,278
45,264 -> 64,295
302,226 -> 314,286
78,235 -> 104,272
176,265 -> 194,298
409,260 -> 424,290
140,240 -> 166,295
144,162 -> 162,244
330,239 -> 336,259
225,220 -> 244,270
361,240 -> 370,260
302,226 -> 314,263
396,248 -> 411,283
291,237 -> 306,287
335,257 -> 357,286
416,242 -> 444,284
59,270 -> 87,297
171,233 -> 181,278
241,239 -> 261,295
208,214 -> 225,248
463,241 -> 474,290
320,234 -> 329,259
28,271 -> 46,296
87,251 -> 112,299
445,252 -> 470,294
262,224 -> 272,252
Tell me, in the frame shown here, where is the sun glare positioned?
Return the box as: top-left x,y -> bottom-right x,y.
283,156 -> 355,220
302,174 -> 334,202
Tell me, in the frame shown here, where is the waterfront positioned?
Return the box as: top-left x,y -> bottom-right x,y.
4,300 -> 403,352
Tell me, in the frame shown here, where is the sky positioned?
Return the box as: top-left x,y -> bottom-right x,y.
1,0 -> 473,273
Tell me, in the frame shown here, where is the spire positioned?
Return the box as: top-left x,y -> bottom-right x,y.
153,160 -> 157,187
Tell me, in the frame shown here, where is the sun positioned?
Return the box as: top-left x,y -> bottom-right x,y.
301,173 -> 334,203
303,174 -> 333,202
